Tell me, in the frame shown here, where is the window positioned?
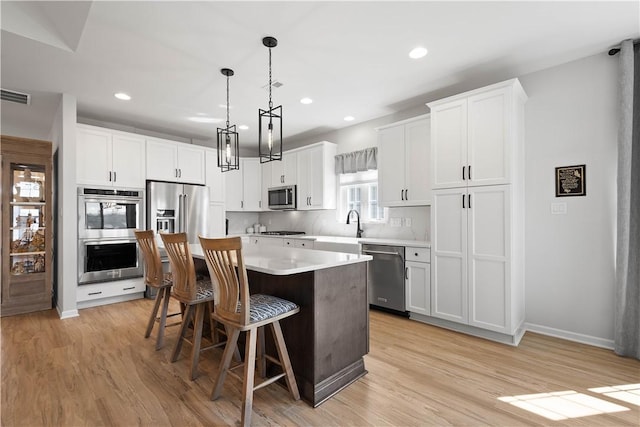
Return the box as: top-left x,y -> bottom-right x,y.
339,170 -> 386,222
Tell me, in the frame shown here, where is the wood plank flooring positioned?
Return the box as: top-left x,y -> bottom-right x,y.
2,298 -> 639,426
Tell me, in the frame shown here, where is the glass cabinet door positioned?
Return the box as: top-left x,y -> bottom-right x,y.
9,164 -> 47,276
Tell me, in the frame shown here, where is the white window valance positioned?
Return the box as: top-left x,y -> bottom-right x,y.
334,147 -> 377,174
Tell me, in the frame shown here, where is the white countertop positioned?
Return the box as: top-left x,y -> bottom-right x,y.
189,243 -> 372,276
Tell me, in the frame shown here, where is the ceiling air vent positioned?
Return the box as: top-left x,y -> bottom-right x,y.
1,89 -> 31,105
262,80 -> 283,90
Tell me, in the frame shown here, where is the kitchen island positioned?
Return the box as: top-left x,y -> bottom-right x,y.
189,244 -> 372,407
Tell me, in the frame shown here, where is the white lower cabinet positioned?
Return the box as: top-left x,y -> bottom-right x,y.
405,247 -> 431,316
249,236 -> 283,247
76,277 -> 146,308
284,238 -> 314,249
431,185 -> 520,335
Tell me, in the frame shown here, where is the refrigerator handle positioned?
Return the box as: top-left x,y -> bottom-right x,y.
183,194 -> 188,233
178,194 -> 184,232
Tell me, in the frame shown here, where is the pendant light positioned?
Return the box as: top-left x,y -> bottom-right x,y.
258,36 -> 282,163
217,68 -> 240,172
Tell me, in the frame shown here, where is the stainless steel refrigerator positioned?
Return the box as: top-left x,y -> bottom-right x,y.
147,180 -> 209,244
146,181 -> 209,296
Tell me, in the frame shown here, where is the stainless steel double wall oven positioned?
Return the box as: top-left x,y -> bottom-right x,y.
77,187 -> 144,285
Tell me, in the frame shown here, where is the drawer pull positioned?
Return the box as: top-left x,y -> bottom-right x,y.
122,286 -> 135,291
88,291 -> 102,296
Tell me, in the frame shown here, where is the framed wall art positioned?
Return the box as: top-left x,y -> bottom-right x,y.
555,164 -> 586,197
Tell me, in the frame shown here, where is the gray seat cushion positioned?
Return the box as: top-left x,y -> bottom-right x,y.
248,294 -> 298,323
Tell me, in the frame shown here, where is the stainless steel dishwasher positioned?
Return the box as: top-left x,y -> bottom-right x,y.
361,244 -> 406,313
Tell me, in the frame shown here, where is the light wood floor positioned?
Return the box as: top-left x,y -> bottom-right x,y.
2,298 -> 639,426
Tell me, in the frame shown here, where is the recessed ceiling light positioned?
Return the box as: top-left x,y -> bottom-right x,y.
409,46 -> 428,59
344,116 -> 355,122
187,116 -> 223,123
300,97 -> 313,105
114,92 -> 131,101
239,125 -> 249,130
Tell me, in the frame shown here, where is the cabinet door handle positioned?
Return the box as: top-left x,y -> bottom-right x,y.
462,194 -> 466,209
405,267 -> 409,280
405,188 -> 408,200
259,201 -> 262,208
401,189 -> 404,200
113,171 -> 116,182
109,171 -> 112,182
241,201 -> 244,209
179,169 -> 182,178
462,166 -> 466,181
468,165 -> 471,180
468,193 -> 472,209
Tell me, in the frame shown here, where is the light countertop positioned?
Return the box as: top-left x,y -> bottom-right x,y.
189,243 -> 372,276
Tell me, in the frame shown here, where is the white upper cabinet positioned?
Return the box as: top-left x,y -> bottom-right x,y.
429,79 -> 527,190
225,158 -> 262,211
377,115 -> 431,207
205,149 -> 225,203
270,151 -> 297,187
146,137 -> 205,184
76,124 -> 145,188
296,141 -> 337,210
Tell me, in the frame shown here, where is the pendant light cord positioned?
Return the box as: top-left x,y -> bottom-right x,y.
268,47 -> 273,110
226,74 -> 230,128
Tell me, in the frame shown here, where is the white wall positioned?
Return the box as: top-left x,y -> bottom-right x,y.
520,53 -> 618,347
49,94 -> 79,319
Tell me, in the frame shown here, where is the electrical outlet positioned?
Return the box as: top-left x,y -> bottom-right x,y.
404,217 -> 412,227
390,217 -> 402,227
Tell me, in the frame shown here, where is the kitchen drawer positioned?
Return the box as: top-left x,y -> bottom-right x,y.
77,278 -> 145,302
405,246 -> 430,263
283,238 -> 314,249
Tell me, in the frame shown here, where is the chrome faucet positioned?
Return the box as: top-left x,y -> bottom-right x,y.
346,209 -> 363,238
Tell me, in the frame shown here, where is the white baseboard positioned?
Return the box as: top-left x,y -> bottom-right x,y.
57,306 -> 79,319
524,322 -> 614,350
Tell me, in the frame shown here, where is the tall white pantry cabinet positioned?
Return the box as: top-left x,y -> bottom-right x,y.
428,79 -> 527,343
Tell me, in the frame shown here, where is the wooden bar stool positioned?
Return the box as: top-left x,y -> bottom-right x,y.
199,236 -> 300,427
134,229 -> 179,351
160,232 -> 217,381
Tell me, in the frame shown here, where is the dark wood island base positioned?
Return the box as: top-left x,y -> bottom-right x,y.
247,262 -> 369,407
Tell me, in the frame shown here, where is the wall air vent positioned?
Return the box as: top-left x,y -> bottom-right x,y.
1,89 -> 31,105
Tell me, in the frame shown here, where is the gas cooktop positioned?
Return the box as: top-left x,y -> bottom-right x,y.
260,231 -> 306,236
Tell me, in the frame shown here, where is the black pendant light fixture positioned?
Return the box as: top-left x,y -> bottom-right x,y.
258,36 -> 282,163
217,68 -> 240,172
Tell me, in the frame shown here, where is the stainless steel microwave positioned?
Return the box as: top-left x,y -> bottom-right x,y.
268,185 -> 296,210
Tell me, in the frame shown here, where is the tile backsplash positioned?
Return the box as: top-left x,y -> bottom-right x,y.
228,206 -> 430,241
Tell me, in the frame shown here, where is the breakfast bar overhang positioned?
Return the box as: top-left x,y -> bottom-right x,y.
190,244 -> 372,407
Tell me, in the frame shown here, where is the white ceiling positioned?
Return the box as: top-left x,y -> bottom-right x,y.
1,1 -> 638,146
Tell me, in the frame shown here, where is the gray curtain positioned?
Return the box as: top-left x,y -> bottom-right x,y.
614,39 -> 640,359
335,147 -> 377,174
